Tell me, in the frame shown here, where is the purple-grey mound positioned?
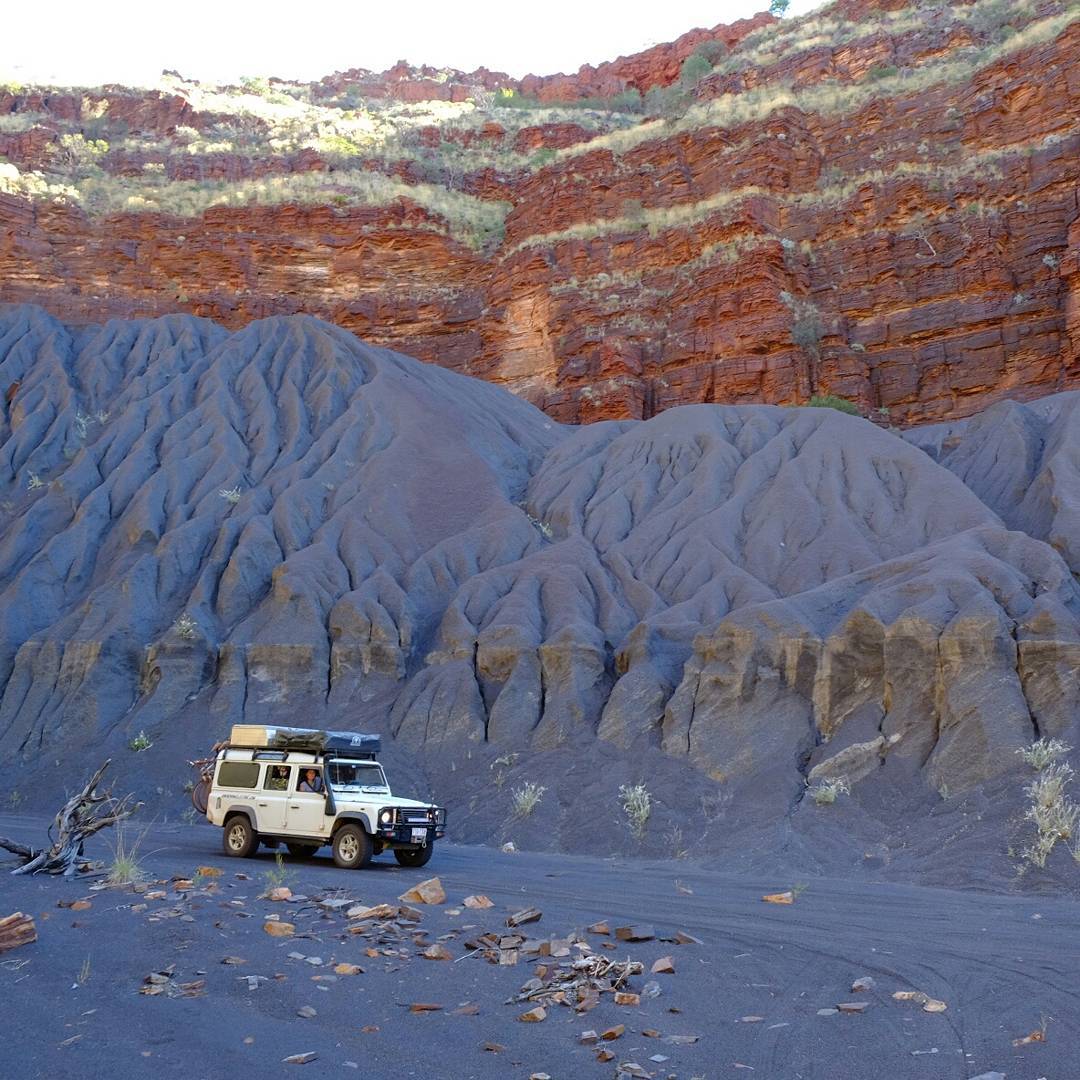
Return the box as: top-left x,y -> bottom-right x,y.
1,303 -> 1078,883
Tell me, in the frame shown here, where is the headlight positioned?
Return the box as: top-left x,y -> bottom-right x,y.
379,809 -> 393,825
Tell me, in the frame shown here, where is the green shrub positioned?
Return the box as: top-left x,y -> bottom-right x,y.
679,52 -> 713,88
806,395 -> 859,415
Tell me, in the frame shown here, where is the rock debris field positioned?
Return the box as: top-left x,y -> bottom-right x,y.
0,304 -> 1078,880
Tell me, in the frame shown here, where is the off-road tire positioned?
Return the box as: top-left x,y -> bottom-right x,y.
332,824 -> 373,869
222,815 -> 258,858
394,843 -> 434,868
286,843 -> 319,859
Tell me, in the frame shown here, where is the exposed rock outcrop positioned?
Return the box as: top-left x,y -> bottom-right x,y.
1,305 -> 1077,868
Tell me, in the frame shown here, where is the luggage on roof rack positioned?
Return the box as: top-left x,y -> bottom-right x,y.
228,725 -> 380,756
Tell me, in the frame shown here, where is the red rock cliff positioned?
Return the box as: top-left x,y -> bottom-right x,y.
1,0 -> 1078,424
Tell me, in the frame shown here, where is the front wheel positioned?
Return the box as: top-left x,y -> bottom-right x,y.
394,844 -> 434,868
332,824 -> 373,869
222,815 -> 258,858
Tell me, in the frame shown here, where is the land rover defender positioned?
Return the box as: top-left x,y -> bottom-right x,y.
204,725 -> 446,869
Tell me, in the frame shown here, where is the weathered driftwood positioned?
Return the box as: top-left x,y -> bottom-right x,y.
0,912 -> 36,952
0,760 -> 140,877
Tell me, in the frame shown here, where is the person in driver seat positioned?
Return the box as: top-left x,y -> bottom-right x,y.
298,768 -> 323,793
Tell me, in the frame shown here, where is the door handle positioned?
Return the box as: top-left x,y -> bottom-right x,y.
290,804 -> 300,809
257,802 -> 268,807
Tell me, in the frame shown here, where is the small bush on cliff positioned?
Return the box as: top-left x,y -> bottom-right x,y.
129,730 -> 153,753
1021,763 -> 1080,868
806,395 -> 859,415
808,777 -> 850,805
511,782 -> 546,817
620,783 -> 652,841
1018,737 -> 1072,771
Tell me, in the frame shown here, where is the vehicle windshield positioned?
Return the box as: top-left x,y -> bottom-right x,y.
327,760 -> 389,793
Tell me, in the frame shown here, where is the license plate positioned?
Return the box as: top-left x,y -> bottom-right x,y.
411,827 -> 427,843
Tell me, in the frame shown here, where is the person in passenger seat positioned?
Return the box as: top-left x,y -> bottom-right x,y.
299,768 -> 323,793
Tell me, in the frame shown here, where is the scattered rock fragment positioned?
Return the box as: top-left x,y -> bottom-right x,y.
893,990 -> 947,1013
615,992 -> 641,1006
282,1053 -> 317,1065
347,903 -> 397,920
651,956 -> 675,974
264,921 -> 295,938
334,963 -> 363,976
422,944 -> 453,961
506,907 -> 542,928
762,891 -> 794,905
580,1030 -> 599,1044
615,925 -> 655,942
587,921 -> 610,936
409,1003 -> 443,1013
297,1006 -> 317,1019
463,895 -> 494,909
518,1006 -> 547,1023
851,977 -> 876,992
399,878 -> 446,905
837,1002 -> 868,1013
1012,1027 -> 1047,1047
602,1025 -> 625,1040
0,912 -> 36,952
672,931 -> 701,945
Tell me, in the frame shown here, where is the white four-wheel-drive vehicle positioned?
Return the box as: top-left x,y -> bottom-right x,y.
204,725 -> 446,869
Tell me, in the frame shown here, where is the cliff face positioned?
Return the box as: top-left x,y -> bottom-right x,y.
1,0 -> 1079,425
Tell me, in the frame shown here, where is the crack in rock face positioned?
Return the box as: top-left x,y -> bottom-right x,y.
1,304 -> 1078,867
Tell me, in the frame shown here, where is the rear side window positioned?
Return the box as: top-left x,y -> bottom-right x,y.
217,761 -> 260,789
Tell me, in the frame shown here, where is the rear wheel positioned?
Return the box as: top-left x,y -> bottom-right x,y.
286,843 -> 319,859
332,824 -> 373,869
394,843 -> 434,868
222,815 -> 258,858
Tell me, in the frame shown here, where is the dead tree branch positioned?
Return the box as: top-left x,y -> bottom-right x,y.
0,760 -> 141,877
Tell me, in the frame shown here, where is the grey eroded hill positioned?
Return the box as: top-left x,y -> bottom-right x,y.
1,304 -> 1078,883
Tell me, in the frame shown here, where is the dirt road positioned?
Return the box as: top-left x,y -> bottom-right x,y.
0,813 -> 1076,1079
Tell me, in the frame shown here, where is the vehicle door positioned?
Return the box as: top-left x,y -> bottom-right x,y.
286,766 -> 330,838
256,764 -> 292,833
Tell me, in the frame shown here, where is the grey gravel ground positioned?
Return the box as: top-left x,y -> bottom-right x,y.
1,812 -> 1077,1080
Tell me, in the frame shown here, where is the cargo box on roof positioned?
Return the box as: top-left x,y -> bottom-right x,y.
228,725 -> 381,756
